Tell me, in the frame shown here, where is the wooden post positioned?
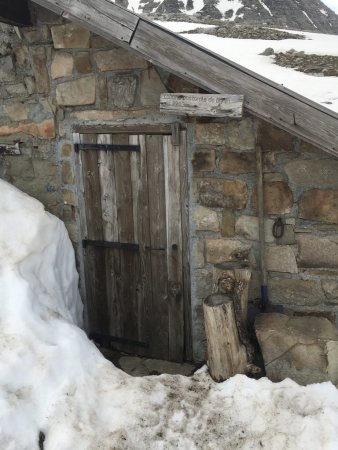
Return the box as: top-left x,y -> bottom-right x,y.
203,294 -> 247,382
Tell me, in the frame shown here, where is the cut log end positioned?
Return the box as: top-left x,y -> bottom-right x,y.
203,293 -> 248,382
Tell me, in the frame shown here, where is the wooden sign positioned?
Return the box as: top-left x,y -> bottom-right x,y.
160,93 -> 244,117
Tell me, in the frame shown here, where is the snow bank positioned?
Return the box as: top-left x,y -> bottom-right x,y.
1,179 -> 338,449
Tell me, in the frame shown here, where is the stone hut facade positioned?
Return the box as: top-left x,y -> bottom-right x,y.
1,4 -> 338,362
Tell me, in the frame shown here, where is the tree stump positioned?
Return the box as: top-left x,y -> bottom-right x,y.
203,294 -> 247,382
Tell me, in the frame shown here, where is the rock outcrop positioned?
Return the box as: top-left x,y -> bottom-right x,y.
125,0 -> 338,33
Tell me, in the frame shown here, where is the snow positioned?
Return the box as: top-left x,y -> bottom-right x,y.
184,0 -> 243,18
127,0 -> 143,13
217,0 -> 243,19
155,21 -> 338,112
258,0 -> 273,16
152,21 -> 215,32
1,180 -> 338,448
302,10 -> 318,28
321,0 -> 338,14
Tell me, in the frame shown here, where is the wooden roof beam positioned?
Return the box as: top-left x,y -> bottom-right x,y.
29,0 -> 338,155
129,20 -> 338,156
30,0 -> 139,45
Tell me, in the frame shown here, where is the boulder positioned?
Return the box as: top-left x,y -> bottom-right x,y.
255,313 -> 338,385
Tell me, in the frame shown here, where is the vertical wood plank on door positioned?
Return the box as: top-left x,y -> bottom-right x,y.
80,133 -> 109,334
164,135 -> 184,362
130,135 -> 140,245
97,134 -> 118,242
179,130 -> 192,361
113,135 -> 138,347
137,135 -> 152,355
97,133 -> 121,340
130,135 -> 146,351
146,134 -> 168,360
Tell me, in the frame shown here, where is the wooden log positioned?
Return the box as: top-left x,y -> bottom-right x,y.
214,262 -> 251,326
203,294 -> 247,382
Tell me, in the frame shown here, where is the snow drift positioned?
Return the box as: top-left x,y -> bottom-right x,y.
1,179 -> 338,450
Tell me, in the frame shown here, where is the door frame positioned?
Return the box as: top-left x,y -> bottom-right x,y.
73,123 -> 192,361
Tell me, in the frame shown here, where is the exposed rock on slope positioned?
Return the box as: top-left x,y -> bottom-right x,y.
124,0 -> 338,33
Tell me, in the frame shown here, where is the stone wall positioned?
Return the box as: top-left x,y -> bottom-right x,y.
1,8 -> 338,363
0,8 -> 169,250
189,117 -> 338,361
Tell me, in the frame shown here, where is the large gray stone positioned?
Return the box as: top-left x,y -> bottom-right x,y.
93,49 -> 147,71
5,103 -> 29,121
322,280 -> 338,304
255,313 -> 338,385
51,24 -> 90,48
139,67 -> 167,106
276,224 -> 296,245
199,179 -> 247,209
252,181 -> 293,214
258,121 -> 294,152
220,209 -> 235,237
192,148 -> 216,172
220,150 -> 255,174
5,83 -> 27,97
235,215 -> 274,242
195,122 -> 224,145
191,239 -> 205,269
265,246 -> 298,273
285,160 -> 338,189
192,206 -> 219,232
0,55 -> 15,82
56,76 -> 96,106
109,74 -> 137,108
268,278 -> 322,306
205,239 -> 251,264
31,47 -> 50,94
299,189 -> 338,224
51,52 -> 73,79
224,117 -> 255,150
193,268 -> 213,299
298,234 -> 338,268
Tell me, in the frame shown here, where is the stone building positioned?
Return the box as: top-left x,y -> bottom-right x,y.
1,0 -> 338,364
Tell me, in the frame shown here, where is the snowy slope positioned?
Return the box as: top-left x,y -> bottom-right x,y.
322,0 -> 338,14
156,22 -> 338,113
122,0 -> 338,33
1,181 -> 338,449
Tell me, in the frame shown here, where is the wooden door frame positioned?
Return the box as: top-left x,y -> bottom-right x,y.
73,123 -> 192,361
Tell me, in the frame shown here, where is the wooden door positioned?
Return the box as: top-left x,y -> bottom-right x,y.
78,130 -> 190,362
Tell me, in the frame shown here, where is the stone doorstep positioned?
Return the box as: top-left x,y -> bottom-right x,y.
100,348 -> 198,377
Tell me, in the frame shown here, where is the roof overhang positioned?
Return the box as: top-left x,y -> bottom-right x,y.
29,0 -> 338,156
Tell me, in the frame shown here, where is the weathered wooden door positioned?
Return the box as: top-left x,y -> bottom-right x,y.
78,129 -> 190,362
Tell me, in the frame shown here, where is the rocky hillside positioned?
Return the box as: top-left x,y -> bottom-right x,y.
121,0 -> 338,33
